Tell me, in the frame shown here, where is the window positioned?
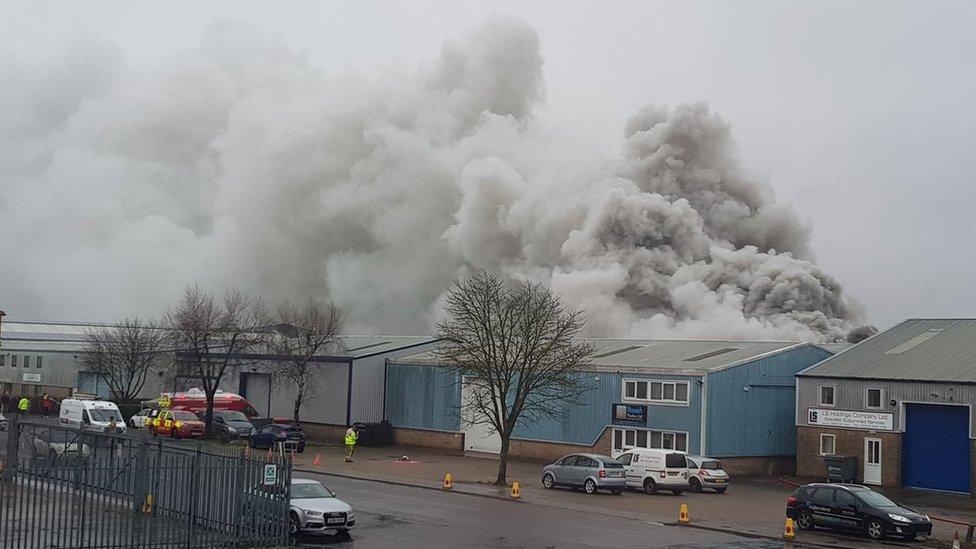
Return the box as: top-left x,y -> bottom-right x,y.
836,489 -> 856,508
819,386 -> 835,406
665,453 -> 687,468
811,487 -> 835,507
617,453 -> 633,465
865,388 -> 882,409
35,356 -> 42,369
622,379 -> 690,405
613,428 -> 689,452
0,355 -> 4,366
10,356 -> 16,368
820,434 -> 836,455
22,356 -> 29,368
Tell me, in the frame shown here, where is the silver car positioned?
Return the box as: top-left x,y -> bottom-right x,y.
541,453 -> 626,495
685,455 -> 731,493
289,478 -> 355,536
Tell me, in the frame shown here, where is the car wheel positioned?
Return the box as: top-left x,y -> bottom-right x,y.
714,487 -> 727,494
796,510 -> 814,530
584,479 -> 597,494
689,477 -> 703,493
643,478 -> 657,495
288,512 -> 300,537
542,473 -> 555,489
866,519 -> 884,540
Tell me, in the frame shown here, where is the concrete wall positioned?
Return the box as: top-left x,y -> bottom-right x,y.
797,425 -> 903,487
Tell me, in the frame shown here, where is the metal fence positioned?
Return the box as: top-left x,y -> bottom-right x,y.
0,416 -> 291,548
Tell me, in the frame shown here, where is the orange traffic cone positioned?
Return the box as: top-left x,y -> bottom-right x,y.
783,518 -> 796,540
679,503 -> 690,525
511,481 -> 521,499
312,454 -> 321,466
952,531 -> 961,549
443,473 -> 453,490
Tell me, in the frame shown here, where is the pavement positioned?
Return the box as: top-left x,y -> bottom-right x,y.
283,443 -> 976,549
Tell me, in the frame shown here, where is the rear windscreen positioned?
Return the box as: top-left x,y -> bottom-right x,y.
701,460 -> 722,470
665,453 -> 686,468
603,462 -> 624,469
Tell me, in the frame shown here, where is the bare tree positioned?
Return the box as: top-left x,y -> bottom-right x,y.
267,300 -> 344,422
81,318 -> 169,402
167,286 -> 266,437
436,271 -> 594,486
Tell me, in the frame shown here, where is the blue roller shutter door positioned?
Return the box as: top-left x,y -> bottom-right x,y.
903,404 -> 970,493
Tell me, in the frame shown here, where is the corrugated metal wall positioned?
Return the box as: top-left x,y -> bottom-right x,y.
707,345 -> 833,457
385,364 -> 461,431
350,341 -> 442,423
797,376 -> 976,437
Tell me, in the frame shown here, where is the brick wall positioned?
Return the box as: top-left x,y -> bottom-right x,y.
718,456 -> 795,477
392,427 -> 464,452
299,422 -> 348,444
797,426 -> 902,487
508,428 -> 613,463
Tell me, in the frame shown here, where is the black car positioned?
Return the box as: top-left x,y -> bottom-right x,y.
786,483 -> 932,541
250,423 -> 306,453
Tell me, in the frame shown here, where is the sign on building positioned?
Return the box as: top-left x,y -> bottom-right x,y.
22,372 -> 41,383
263,464 -> 278,486
611,403 -> 647,426
808,408 -> 893,431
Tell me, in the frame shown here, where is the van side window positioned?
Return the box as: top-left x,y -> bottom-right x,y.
82,410 -> 90,424
665,453 -> 686,468
617,453 -> 634,465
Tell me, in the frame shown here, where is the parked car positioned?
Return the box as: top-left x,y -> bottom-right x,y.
614,448 -> 690,495
212,410 -> 255,439
32,430 -> 91,459
541,454 -> 626,494
685,455 -> 730,493
786,483 -> 932,541
129,408 -> 152,428
148,409 -> 206,439
289,478 -> 355,536
250,423 -> 306,453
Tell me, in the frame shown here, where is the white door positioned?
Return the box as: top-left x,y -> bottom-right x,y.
461,378 -> 502,454
864,438 -> 882,485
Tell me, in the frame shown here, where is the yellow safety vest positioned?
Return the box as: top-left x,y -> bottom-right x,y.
18,398 -> 29,411
345,430 -> 357,445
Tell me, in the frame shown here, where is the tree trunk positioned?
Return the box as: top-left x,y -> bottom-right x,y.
494,434 -> 511,486
293,389 -> 303,422
204,390 -> 216,438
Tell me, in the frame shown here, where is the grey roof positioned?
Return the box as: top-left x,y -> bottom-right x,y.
396,338 -> 816,375
337,336 -> 440,358
798,319 -> 976,382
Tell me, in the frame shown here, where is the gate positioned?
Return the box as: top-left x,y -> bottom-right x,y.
0,416 -> 291,548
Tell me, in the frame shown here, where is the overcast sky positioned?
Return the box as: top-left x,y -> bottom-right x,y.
1,0 -> 973,332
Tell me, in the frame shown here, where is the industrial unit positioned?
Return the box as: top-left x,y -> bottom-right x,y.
796,319 -> 976,496
386,339 -> 841,475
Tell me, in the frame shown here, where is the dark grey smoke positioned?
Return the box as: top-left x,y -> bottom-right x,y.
0,17 -> 866,341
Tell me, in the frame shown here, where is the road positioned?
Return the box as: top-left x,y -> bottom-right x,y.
292,472 -> 794,549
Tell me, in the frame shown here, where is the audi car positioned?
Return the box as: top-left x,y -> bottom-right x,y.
786,483 -> 932,541
289,478 -> 355,536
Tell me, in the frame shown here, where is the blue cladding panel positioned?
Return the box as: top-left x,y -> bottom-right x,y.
706,345 -> 833,457
904,404 -> 970,493
76,372 -> 111,399
512,372 -> 702,452
385,364 -> 461,431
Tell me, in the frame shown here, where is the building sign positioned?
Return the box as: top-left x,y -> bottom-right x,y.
22,372 -> 41,383
262,464 -> 278,486
808,408 -> 893,431
611,403 -> 647,426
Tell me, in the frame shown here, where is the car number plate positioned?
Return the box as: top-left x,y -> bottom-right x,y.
327,517 -> 344,525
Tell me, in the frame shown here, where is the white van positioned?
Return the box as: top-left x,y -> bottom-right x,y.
614,447 -> 690,494
59,399 -> 126,434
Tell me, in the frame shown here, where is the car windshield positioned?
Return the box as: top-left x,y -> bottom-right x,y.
291,482 -> 334,499
857,491 -> 899,508
218,411 -> 248,421
173,411 -> 198,420
700,460 -> 722,470
90,409 -> 123,422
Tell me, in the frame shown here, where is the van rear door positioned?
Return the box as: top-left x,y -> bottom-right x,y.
664,452 -> 689,486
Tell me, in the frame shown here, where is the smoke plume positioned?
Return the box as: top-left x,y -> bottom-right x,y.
0,17 -> 865,342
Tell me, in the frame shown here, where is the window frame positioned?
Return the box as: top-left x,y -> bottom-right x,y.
612,427 -> 690,452
35,356 -> 42,369
864,387 -> 883,409
621,378 -> 690,406
819,385 -> 836,407
819,433 -> 836,455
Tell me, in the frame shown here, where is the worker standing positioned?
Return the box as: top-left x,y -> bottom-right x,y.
18,395 -> 30,415
344,425 -> 358,463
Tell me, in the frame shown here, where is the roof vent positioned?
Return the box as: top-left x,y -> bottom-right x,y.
591,345 -> 644,359
884,330 -> 941,355
344,341 -> 393,353
683,348 -> 739,362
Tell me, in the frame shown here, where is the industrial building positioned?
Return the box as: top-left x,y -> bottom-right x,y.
385,339 -> 841,475
796,319 -> 976,495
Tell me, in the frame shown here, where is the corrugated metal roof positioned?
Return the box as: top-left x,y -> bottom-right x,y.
337,336 -> 439,358
396,338 -> 813,374
798,319 -> 976,382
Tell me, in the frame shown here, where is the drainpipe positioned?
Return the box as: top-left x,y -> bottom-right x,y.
699,373 -> 708,455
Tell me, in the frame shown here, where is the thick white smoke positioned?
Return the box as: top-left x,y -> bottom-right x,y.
0,17 -> 864,342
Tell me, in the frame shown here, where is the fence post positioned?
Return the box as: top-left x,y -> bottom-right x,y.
2,413 -> 18,480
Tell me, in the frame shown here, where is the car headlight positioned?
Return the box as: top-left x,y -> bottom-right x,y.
889,513 -> 911,523
227,427 -> 238,434
305,510 -> 323,517
347,512 -> 355,521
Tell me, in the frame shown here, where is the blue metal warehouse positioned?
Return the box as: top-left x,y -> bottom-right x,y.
385,339 -> 841,475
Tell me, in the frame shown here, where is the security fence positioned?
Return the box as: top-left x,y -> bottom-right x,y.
0,417 -> 291,548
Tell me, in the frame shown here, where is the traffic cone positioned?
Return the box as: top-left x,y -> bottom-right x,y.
312,454 -> 321,466
511,481 -> 521,499
443,473 -> 453,491
678,503 -> 690,525
952,531 -> 961,549
783,518 -> 796,541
